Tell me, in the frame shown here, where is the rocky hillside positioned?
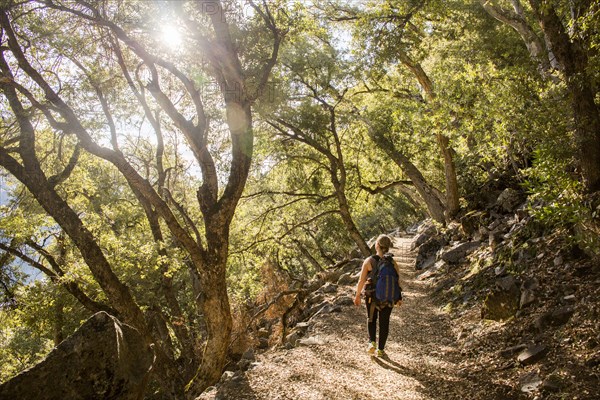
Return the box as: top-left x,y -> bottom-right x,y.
411,193 -> 600,399
200,189 -> 600,400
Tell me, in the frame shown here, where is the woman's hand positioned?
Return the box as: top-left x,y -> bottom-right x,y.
354,257 -> 372,307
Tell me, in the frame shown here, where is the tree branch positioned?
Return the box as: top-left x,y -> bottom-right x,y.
48,144 -> 81,188
0,241 -> 117,315
360,180 -> 413,194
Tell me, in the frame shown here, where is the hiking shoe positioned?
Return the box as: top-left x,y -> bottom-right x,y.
368,341 -> 376,354
376,349 -> 385,357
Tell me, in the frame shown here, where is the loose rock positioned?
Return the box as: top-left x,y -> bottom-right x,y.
415,236 -> 447,270
517,344 -> 549,366
535,306 -> 574,331
519,371 -> 543,393
337,273 -> 354,286
440,241 -> 482,264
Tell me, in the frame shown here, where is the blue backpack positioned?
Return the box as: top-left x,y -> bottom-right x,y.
366,253 -> 402,306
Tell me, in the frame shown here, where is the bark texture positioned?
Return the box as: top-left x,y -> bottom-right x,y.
527,0 -> 600,192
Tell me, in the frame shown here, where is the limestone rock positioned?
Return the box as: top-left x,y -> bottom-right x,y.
517,344 -> 549,365
318,282 -> 338,294
333,295 -> 354,307
519,276 -> 539,308
305,300 -> 341,321
520,289 -> 536,308
314,303 -> 342,316
488,229 -> 504,250
220,371 -> 236,383
535,306 -> 574,331
519,371 -> 543,393
242,348 -> 255,361
496,275 -> 518,291
294,322 -> 311,332
285,330 -> 302,347
521,277 -> 539,291
415,254 -> 436,271
440,241 -> 481,264
337,272 -> 354,286
496,188 -> 523,212
0,312 -> 154,400
416,219 -> 437,235
460,211 -> 486,238
541,374 -> 564,393
445,221 -> 463,240
298,336 -> 327,346
417,260 -> 447,281
472,225 -> 489,242
499,344 -> 528,358
410,224 -> 436,250
415,236 -> 447,270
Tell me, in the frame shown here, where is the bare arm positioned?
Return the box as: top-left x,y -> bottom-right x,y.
354,257 -> 372,306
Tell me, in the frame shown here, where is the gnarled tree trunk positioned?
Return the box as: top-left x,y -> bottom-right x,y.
527,0 -> 600,192
366,125 -> 446,224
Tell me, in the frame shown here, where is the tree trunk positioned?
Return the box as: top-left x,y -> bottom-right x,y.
186,225 -> 233,399
366,127 -> 446,223
480,0 -> 552,74
0,47 -> 186,397
0,2 -> 282,397
294,240 -> 324,271
484,0 -> 600,190
53,298 -> 65,346
185,103 -> 253,396
329,140 -> 370,256
570,82 -> 600,192
437,134 -> 460,219
397,50 -> 460,221
529,1 -> 600,191
185,269 -> 232,397
337,189 -> 371,256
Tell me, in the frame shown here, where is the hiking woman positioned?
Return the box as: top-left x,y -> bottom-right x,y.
354,234 -> 402,357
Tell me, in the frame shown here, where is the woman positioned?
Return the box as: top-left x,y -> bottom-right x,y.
354,234 -> 402,357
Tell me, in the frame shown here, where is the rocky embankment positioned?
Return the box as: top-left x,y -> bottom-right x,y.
204,188 -> 599,399
409,189 -> 599,399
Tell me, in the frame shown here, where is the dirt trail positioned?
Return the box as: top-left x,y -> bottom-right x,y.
202,237 -> 510,399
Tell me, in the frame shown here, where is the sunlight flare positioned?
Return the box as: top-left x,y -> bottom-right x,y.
160,24 -> 183,48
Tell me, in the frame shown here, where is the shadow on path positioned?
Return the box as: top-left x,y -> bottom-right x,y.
371,354 -> 521,400
206,372 -> 259,400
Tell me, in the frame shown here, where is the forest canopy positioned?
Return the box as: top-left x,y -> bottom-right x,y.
0,0 -> 598,398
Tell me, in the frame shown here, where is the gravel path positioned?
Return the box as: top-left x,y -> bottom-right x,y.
201,237 -> 513,399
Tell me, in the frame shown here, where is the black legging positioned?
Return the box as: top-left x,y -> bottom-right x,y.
366,302 -> 393,350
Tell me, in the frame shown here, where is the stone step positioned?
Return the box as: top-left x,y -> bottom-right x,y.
392,259 -> 415,263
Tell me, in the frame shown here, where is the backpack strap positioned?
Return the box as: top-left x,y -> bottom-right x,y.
370,255 -> 384,278
369,255 -> 380,271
